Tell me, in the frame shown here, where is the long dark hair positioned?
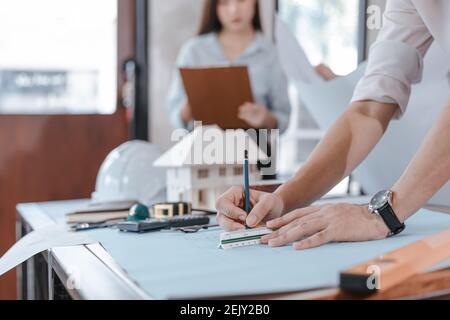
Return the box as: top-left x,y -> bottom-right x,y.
198,0 -> 262,35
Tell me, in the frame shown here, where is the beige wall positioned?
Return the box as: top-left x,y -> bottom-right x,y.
148,0 -> 276,149
149,0 -> 203,148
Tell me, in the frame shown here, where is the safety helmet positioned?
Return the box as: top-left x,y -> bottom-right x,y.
92,140 -> 166,205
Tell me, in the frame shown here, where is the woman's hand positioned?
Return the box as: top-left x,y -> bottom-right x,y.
181,102 -> 193,124
261,203 -> 390,250
216,187 -> 285,231
238,102 -> 278,129
315,63 -> 337,81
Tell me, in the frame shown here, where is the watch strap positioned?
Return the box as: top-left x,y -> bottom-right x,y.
378,202 -> 405,236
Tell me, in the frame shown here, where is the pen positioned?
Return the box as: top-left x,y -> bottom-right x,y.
70,221 -> 119,232
244,150 -> 251,217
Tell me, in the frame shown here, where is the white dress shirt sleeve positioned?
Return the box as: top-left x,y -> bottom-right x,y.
352,0 -> 434,118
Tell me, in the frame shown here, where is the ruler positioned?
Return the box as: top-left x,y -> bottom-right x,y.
219,227 -> 272,250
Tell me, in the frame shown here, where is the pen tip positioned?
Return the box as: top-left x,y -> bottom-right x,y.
245,150 -> 248,159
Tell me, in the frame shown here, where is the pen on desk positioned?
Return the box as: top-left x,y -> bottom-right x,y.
244,150 -> 251,218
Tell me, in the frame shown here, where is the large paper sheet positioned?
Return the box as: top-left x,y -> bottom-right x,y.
275,16 -> 323,84
0,225 -> 95,277
296,43 -> 450,206
88,209 -> 450,299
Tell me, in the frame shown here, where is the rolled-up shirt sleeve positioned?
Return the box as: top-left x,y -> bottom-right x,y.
352,0 -> 434,118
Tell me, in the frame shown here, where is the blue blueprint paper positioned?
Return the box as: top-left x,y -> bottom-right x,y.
86,209 -> 450,299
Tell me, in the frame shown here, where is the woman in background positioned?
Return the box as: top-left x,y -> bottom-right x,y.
167,0 -> 334,132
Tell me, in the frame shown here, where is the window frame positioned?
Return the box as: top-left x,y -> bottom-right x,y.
0,0 -> 150,140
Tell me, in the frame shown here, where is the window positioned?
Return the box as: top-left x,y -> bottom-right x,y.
278,0 -> 362,196
279,0 -> 361,75
197,169 -> 209,179
0,0 -> 118,114
219,167 -> 227,177
233,167 -> 243,176
198,190 -> 205,205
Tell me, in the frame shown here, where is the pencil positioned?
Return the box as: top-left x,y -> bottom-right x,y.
244,150 -> 251,214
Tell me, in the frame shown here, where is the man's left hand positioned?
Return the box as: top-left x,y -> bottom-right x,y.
261,204 -> 390,250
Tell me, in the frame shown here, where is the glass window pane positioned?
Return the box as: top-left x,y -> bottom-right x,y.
0,0 -> 117,114
279,0 -> 360,75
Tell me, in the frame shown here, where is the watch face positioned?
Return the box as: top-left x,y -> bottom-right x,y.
369,190 -> 391,211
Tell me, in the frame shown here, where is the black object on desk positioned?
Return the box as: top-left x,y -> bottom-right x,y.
117,215 -> 210,233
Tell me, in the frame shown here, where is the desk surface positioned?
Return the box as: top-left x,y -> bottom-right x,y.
17,198 -> 450,300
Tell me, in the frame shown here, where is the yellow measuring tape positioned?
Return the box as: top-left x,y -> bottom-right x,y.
152,202 -> 192,219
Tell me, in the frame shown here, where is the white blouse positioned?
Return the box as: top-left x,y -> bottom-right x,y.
352,0 -> 450,118
167,32 -> 291,133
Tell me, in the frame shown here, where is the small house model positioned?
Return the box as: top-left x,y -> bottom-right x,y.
153,126 -> 268,210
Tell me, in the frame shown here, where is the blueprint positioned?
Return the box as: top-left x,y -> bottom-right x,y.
90,209 -> 450,299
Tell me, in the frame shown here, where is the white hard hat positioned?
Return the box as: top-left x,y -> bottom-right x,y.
92,140 -> 166,205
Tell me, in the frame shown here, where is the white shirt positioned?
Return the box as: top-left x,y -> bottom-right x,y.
167,32 -> 291,133
352,0 -> 450,118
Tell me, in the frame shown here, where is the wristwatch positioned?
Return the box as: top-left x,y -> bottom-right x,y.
368,190 -> 405,237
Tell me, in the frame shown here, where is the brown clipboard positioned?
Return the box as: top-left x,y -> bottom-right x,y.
180,66 -> 254,129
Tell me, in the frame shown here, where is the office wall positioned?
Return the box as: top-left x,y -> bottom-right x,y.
148,0 -> 276,149
149,0 -> 202,149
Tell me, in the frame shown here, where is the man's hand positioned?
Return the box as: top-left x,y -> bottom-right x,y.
216,187 -> 285,231
261,203 -> 390,250
238,102 -> 277,129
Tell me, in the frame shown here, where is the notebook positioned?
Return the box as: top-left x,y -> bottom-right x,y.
66,200 -> 136,224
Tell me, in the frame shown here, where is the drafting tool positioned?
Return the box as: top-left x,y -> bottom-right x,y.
340,228 -> 450,294
152,202 -> 192,218
172,224 -> 220,234
219,227 -> 272,250
70,220 -> 122,232
117,215 -> 210,233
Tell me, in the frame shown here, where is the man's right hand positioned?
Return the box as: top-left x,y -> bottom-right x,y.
215,186 -> 285,231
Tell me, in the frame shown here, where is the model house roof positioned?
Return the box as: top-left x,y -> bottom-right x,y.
153,125 -> 269,168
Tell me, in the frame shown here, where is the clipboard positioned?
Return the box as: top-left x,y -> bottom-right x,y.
180,66 -> 254,129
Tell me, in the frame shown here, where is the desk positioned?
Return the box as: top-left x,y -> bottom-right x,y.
16,198 -> 450,300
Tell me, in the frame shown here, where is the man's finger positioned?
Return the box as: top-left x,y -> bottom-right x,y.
246,197 -> 273,228
294,229 -> 331,250
217,213 -> 246,231
216,194 -> 248,222
267,206 -> 321,229
261,229 -> 280,244
220,205 -> 248,222
271,213 -> 319,237
268,218 -> 325,247
263,215 -> 313,243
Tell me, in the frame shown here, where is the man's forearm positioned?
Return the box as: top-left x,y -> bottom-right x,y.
391,99 -> 450,222
275,101 -> 398,212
